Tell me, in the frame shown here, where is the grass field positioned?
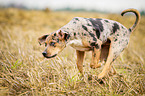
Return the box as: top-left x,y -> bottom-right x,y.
0,8 -> 145,96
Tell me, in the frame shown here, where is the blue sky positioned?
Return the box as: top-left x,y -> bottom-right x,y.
0,0 -> 145,13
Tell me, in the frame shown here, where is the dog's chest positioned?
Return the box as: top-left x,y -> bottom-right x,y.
68,39 -> 90,51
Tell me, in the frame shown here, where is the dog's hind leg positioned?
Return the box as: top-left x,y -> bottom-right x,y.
98,44 -> 114,79
98,37 -> 129,79
76,50 -> 85,73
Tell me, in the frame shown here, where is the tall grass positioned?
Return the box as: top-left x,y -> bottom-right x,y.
0,8 -> 145,95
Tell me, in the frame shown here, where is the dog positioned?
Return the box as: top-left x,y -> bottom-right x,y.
38,9 -> 140,79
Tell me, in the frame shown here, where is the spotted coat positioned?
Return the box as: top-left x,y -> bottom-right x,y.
61,17 -> 130,59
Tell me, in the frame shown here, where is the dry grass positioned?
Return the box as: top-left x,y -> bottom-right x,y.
0,8 -> 145,96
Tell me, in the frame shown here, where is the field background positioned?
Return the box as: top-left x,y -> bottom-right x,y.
0,8 -> 145,96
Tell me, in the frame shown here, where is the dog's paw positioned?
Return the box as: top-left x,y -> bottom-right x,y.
90,63 -> 101,69
109,70 -> 116,76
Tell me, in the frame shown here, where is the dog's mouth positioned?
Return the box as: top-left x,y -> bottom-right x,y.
44,54 -> 57,58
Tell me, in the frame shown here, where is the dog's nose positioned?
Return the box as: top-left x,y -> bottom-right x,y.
42,51 -> 47,57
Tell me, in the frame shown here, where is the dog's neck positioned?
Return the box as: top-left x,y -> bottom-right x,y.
60,29 -> 91,51
62,30 -> 78,44
65,32 -> 75,45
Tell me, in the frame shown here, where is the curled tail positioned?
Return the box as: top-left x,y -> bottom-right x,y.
121,9 -> 141,32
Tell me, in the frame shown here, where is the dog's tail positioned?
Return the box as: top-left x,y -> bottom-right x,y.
121,9 -> 141,32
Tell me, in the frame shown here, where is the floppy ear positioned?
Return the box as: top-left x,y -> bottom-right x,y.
58,30 -> 70,41
38,34 -> 49,45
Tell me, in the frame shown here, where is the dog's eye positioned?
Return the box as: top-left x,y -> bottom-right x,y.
50,42 -> 55,46
45,43 -> 47,47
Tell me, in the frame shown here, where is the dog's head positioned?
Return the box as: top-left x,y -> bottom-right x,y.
38,30 -> 70,58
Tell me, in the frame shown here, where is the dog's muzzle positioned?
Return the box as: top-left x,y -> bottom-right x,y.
42,51 -> 57,58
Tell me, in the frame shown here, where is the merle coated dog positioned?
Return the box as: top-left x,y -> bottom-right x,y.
38,9 -> 140,79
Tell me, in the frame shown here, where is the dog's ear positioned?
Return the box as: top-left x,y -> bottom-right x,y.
58,30 -> 70,41
38,35 -> 49,45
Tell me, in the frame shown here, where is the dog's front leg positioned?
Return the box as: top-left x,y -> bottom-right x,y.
76,50 -> 85,73
90,47 -> 101,69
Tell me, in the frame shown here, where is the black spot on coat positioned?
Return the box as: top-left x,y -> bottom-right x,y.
90,42 -> 99,49
88,18 -> 104,39
90,42 -> 96,46
114,39 -> 117,42
88,32 -> 97,41
87,23 -> 92,26
74,32 -> 76,36
129,28 -> 132,32
89,18 -> 104,32
97,18 -> 102,20
73,21 -> 76,24
82,25 -> 88,31
74,18 -> 79,21
112,23 -> 120,33
57,39 -> 59,43
65,34 -> 70,40
121,26 -> 124,29
104,20 -> 109,23
50,42 -> 56,47
94,27 -> 100,39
